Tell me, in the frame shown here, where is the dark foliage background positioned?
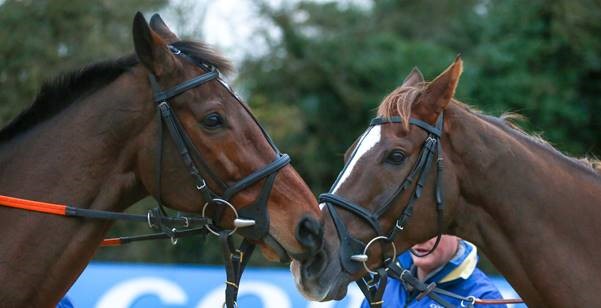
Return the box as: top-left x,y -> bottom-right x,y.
1,0 -> 599,273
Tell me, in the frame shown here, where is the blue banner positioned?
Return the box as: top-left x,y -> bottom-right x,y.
66,263 -> 524,307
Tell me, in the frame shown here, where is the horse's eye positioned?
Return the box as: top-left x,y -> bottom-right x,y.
386,150 -> 406,165
201,113 -> 224,129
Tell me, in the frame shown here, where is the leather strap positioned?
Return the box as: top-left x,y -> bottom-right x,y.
356,268 -> 388,308
101,226 -> 207,246
320,193 -> 382,234
223,154 -> 290,200
387,262 -> 523,306
220,232 -> 256,308
151,70 -> 219,103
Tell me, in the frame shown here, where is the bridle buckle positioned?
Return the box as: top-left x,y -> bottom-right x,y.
170,228 -> 178,245
395,220 -> 405,230
147,210 -> 155,229
196,179 -> 207,191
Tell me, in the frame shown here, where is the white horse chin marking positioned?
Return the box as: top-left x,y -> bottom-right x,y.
290,261 -> 329,302
332,126 -> 381,193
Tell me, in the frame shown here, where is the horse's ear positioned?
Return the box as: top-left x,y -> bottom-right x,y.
150,14 -> 179,44
132,12 -> 175,76
402,67 -> 424,88
416,56 -> 463,123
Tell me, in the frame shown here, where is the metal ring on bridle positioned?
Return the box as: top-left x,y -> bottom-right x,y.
202,198 -> 239,236
460,296 -> 476,307
170,228 -> 178,245
360,236 -> 397,275
147,211 -> 155,229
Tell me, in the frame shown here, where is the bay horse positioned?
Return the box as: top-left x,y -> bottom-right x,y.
292,57 -> 601,307
0,13 -> 323,307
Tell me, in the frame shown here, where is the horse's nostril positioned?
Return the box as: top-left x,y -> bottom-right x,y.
296,216 -> 324,256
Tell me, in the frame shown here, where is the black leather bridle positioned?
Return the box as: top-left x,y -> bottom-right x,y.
318,114 -> 445,308
148,43 -> 292,308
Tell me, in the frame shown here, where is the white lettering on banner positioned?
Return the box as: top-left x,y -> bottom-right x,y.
96,277 -> 187,308
196,281 -> 291,308
66,264 -> 523,308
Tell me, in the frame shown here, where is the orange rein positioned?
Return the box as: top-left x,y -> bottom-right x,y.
100,238 -> 122,247
0,194 -> 125,247
0,194 -> 67,216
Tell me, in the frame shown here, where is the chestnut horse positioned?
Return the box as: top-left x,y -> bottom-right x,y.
0,13 -> 322,307
293,57 -> 601,307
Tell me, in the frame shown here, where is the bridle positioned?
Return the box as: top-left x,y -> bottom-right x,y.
318,114 -> 445,308
148,43 -> 296,307
148,44 -> 292,246
0,43 -> 293,308
318,113 -> 523,307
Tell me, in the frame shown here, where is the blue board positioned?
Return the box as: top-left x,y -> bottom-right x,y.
65,262 -> 525,307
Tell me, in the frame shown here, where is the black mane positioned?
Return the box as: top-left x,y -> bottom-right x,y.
0,41 -> 231,142
0,56 -> 137,142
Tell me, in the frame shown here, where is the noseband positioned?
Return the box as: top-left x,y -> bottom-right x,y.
319,114 -> 445,307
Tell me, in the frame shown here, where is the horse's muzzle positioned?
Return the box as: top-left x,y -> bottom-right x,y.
293,215 -> 324,261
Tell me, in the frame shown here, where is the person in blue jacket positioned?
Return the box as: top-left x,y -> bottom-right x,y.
361,235 -> 506,308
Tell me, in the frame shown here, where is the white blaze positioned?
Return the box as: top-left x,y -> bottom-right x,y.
333,126 -> 381,193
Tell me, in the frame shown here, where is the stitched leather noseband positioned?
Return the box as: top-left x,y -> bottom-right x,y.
319,114 -> 445,308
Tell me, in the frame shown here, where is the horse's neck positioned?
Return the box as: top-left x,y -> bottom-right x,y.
0,70 -> 151,306
446,105 -> 601,307
0,70 -> 152,202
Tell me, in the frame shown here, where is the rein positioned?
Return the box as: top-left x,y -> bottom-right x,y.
319,114 -> 523,307
0,44 -> 291,308
0,195 -> 210,246
387,262 -> 524,307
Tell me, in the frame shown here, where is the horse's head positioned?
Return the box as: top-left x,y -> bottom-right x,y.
130,13 -> 322,262
292,58 -> 464,301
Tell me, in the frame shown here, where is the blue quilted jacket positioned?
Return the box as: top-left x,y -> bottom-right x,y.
360,240 -> 506,308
